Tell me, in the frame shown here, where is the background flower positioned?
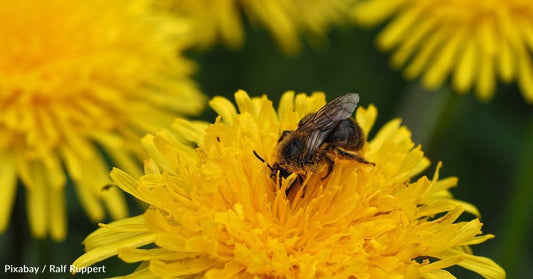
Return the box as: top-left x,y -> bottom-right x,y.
352,0 -> 533,102
158,0 -> 351,54
73,91 -> 504,278
0,0 -> 205,240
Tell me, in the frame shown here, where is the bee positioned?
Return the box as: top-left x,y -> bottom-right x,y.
254,93 -> 373,195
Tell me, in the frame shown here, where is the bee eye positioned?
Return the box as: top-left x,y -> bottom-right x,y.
283,138 -> 303,158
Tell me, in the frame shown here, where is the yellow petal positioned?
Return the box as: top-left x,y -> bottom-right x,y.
218,0 -> 243,49
410,157 -> 431,177
110,168 -> 147,204
92,130 -> 124,149
352,0 -> 407,26
434,249 -> 506,279
369,118 -> 402,150
390,16 -> 438,68
417,202 -> 461,220
517,49 -> 533,102
420,256 -> 463,274
422,269 -> 457,279
0,153 -> 17,232
465,234 -> 494,246
75,177 -> 105,222
497,39 -> 515,82
104,147 -> 143,179
21,161 -> 49,238
102,186 -> 128,220
205,261 -> 246,279
143,159 -> 160,175
453,200 -> 481,218
377,4 -> 423,50
234,90 -> 254,115
277,90 -> 295,121
42,153 -> 66,189
209,96 -> 237,126
453,37 -> 478,93
49,186 -> 66,241
172,118 -> 208,146
422,28 -> 467,90
118,247 -> 193,263
404,28 -> 448,80
475,48 -> 496,100
149,258 -> 217,277
479,17 -> 498,57
519,16 -> 533,51
155,232 -> 205,253
140,134 -> 175,174
85,215 -> 149,250
294,92 -> 326,118
73,231 -> 156,272
60,146 -> 83,181
356,104 -> 378,137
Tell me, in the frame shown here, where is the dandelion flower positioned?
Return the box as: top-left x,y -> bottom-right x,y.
73,91 -> 504,278
0,0 -> 205,240
159,0 -> 350,54
352,0 -> 533,102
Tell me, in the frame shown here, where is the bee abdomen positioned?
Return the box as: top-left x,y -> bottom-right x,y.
326,118 -> 364,151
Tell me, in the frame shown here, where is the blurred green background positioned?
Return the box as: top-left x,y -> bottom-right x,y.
1,21 -> 532,278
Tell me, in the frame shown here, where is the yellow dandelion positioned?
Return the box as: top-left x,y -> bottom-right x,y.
73,91 -> 504,278
159,0 -> 350,54
0,0 -> 205,241
352,0 -> 533,102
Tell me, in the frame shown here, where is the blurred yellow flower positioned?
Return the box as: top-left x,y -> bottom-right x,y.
352,0 -> 533,102
0,0 -> 205,240
159,0 -> 350,54
73,91 -> 504,278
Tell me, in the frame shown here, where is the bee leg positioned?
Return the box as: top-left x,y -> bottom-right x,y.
321,152 -> 335,180
335,148 -> 375,166
286,175 -> 303,196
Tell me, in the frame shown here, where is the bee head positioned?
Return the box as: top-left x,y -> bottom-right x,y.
281,137 -> 304,161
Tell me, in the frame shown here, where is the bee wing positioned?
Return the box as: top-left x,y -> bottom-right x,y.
298,93 -> 360,160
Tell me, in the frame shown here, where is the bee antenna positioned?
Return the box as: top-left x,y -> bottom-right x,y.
253,150 -> 274,171
253,150 -> 265,162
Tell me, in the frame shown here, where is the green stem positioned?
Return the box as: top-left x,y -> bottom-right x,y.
399,85 -> 461,154
497,114 -> 533,278
422,88 -> 460,153
38,238 -> 50,279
